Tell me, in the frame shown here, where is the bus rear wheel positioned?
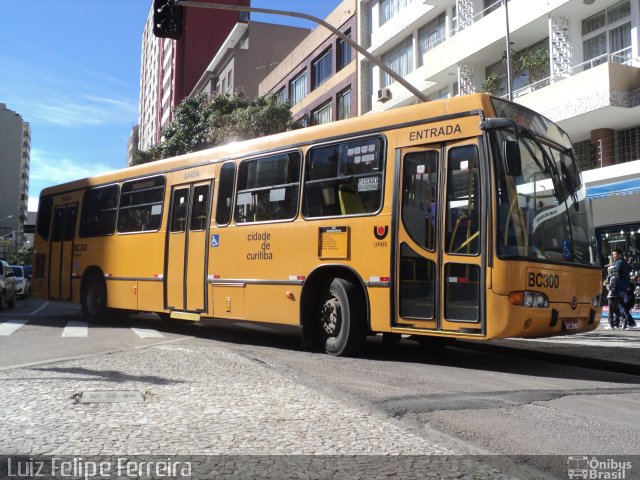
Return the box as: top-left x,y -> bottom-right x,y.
82,274 -> 108,321
318,278 -> 365,356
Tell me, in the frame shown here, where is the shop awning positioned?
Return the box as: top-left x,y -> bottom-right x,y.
587,178 -> 640,199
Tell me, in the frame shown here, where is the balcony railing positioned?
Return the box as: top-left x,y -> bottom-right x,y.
453,0 -> 504,34
508,47 -> 637,100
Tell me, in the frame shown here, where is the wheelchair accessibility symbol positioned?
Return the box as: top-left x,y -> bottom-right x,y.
211,234 -> 219,247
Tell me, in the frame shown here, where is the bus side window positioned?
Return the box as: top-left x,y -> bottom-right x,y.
215,162 -> 235,226
36,197 -> 54,241
117,176 -> 165,233
303,136 -> 384,218
79,185 -> 119,237
234,152 -> 300,223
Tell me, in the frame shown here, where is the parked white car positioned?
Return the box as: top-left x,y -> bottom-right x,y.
10,265 -> 30,299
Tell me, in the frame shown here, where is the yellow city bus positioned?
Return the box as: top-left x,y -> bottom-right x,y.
32,94 -> 603,355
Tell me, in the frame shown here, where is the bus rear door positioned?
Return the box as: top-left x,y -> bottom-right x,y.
48,203 -> 78,300
396,139 -> 485,335
164,181 -> 212,315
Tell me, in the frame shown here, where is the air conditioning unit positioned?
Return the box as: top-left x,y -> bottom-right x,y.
377,88 -> 391,102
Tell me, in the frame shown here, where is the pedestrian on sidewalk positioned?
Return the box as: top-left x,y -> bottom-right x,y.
603,263 -> 620,329
611,249 -> 638,330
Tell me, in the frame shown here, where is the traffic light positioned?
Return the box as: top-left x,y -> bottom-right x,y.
153,0 -> 184,40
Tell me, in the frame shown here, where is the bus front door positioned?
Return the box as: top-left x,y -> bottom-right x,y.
48,203 -> 78,300
165,182 -> 212,314
396,141 -> 484,335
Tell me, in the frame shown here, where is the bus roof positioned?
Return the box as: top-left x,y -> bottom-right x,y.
39,93 -> 496,198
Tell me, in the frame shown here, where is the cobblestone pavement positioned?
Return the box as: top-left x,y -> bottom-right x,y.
0,343 -> 550,479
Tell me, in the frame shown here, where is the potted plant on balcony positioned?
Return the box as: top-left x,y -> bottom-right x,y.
517,48 -> 550,89
481,73 -> 502,95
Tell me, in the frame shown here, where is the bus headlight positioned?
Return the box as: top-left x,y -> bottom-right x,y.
509,291 -> 549,308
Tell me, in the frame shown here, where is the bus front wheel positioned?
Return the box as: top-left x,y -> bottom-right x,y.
318,278 -> 365,356
82,275 -> 108,321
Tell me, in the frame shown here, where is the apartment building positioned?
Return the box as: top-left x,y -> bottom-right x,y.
190,22 -> 310,98
358,0 -> 640,266
259,0 -> 358,126
137,0 -> 250,153
0,103 -> 30,256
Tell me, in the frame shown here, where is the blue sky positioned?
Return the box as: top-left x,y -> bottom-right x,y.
0,0 -> 341,212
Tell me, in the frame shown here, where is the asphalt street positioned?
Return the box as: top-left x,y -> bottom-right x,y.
1,299 -> 639,479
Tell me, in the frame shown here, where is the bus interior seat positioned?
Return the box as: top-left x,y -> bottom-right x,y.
338,184 -> 365,215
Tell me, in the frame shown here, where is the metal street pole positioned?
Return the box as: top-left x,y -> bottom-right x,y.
503,0 -> 513,100
175,1 -> 429,102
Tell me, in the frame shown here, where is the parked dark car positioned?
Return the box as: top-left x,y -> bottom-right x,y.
0,260 -> 17,310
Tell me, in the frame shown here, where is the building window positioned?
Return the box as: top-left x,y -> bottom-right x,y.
337,88 -> 352,120
226,70 -> 233,94
617,125 -> 640,164
418,12 -> 446,61
290,70 -> 307,106
312,49 -> 333,90
380,0 -> 410,26
427,87 -> 450,101
382,36 -> 413,87
311,100 -> 333,125
276,88 -> 286,104
582,1 -> 631,67
337,29 -> 352,71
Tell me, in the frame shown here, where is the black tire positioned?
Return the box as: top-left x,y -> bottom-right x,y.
318,278 -> 366,356
0,291 -> 5,311
81,274 -> 108,321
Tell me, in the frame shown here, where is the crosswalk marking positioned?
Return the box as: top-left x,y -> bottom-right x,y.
0,319 -> 29,336
131,328 -> 165,338
0,320 -> 167,339
61,320 -> 89,337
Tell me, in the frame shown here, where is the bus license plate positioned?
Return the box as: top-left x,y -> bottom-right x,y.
563,319 -> 580,331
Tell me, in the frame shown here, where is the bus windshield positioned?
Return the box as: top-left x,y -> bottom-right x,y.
490,103 -> 598,267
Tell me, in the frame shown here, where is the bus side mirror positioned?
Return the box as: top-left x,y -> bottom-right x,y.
503,140 -> 522,177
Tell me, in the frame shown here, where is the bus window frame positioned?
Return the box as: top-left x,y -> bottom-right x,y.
215,162 -> 237,227
36,196 -> 54,241
116,175 -> 166,235
301,133 -> 387,220
78,183 -> 120,238
233,149 -> 303,225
